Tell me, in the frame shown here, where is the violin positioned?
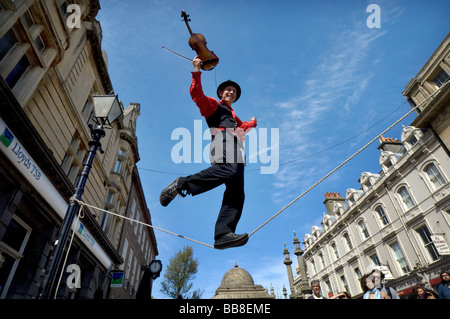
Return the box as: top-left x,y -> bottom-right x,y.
181,10 -> 219,71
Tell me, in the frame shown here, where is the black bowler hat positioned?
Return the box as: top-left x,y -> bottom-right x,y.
217,80 -> 241,102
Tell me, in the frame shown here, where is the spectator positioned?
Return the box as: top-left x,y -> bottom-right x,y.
409,285 -> 425,299
330,291 -> 351,299
421,289 -> 438,299
437,271 -> 450,299
308,280 -> 327,299
371,269 -> 399,299
361,273 -> 389,299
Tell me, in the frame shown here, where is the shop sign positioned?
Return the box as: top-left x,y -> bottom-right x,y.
431,234 -> 450,255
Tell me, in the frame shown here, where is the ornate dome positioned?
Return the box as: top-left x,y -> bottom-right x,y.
212,263 -> 275,299
220,263 -> 255,287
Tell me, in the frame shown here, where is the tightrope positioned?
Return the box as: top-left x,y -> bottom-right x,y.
70,79 -> 448,249
71,198 -> 214,249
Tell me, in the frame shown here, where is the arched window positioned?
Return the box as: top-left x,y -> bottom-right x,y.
358,220 -> 370,239
331,242 -> 340,260
398,186 -> 414,210
319,252 -> 326,269
424,163 -> 446,190
375,205 -> 389,226
310,259 -> 317,275
343,233 -> 353,251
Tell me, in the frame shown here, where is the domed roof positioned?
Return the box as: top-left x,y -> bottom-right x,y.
212,262 -> 275,299
220,263 -> 255,287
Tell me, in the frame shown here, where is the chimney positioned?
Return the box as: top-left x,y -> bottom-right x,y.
323,192 -> 346,216
377,135 -> 404,153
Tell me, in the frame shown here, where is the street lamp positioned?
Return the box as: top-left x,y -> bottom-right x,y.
40,94 -> 123,299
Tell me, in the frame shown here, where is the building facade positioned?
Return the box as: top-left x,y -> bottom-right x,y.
403,32 -> 450,154
284,33 -> 450,299
109,166 -> 158,299
0,0 -> 157,299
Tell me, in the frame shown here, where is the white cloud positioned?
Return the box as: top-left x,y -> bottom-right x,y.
272,21 -> 388,202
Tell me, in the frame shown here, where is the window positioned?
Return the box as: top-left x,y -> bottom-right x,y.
391,242 -> 410,274
125,249 -> 133,281
130,199 -> 136,220
0,28 -> 31,89
425,163 -> 446,190
319,252 -> 326,269
375,206 -> 389,226
343,233 -> 353,251
0,30 -> 17,60
105,191 -> 115,206
407,134 -> 418,147
431,68 -> 449,88
340,275 -> 349,293
101,191 -> 118,238
114,159 -> 122,173
331,243 -> 340,260
0,215 -> 32,298
59,0 -> 69,17
398,186 -> 414,210
370,253 -> 381,267
114,149 -> 126,174
21,9 -> 46,53
358,220 -> 370,239
129,256 -> 137,291
134,210 -> 140,234
119,239 -> 128,271
416,226 -> 440,261
310,260 -> 317,275
354,267 -> 363,282
325,280 -> 332,296
61,134 -> 86,184
0,2 -> 56,103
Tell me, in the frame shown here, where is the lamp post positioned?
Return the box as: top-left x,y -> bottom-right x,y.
136,260 -> 162,299
40,94 -> 123,299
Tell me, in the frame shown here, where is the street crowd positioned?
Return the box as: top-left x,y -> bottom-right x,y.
307,270 -> 450,299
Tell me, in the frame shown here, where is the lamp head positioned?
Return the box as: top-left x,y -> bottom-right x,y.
91,94 -> 123,126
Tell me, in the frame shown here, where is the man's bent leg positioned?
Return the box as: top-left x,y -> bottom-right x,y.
179,163 -> 239,196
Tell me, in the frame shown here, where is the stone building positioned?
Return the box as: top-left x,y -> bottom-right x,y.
109,166 -> 158,299
284,33 -> 450,299
212,263 -> 275,299
0,0 -> 157,299
403,32 -> 450,154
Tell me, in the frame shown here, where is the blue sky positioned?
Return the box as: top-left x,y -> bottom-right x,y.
97,0 -> 450,298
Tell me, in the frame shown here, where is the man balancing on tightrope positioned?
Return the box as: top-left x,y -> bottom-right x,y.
159,56 -> 257,250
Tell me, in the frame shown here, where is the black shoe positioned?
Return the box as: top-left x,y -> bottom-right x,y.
214,233 -> 249,250
160,178 -> 181,207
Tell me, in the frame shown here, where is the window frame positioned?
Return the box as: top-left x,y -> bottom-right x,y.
416,225 -> 440,262
0,214 -> 32,299
397,185 -> 415,211
0,0 -> 57,104
424,162 -> 446,191
374,205 -> 389,226
390,242 -> 410,275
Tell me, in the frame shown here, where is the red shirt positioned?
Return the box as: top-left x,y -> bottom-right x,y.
190,71 -> 257,133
